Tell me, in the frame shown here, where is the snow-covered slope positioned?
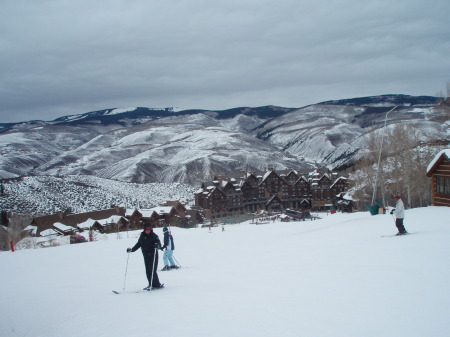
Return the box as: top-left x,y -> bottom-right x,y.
0,95 -> 447,184
255,101 -> 448,167
1,175 -> 196,215
1,206 -> 449,337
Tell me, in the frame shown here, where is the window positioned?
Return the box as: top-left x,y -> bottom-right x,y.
436,176 -> 450,195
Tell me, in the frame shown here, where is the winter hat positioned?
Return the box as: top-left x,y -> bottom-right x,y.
163,226 -> 169,233
395,195 -> 401,199
143,223 -> 152,230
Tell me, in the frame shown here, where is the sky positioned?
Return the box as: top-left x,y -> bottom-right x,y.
1,206 -> 449,337
1,0 -> 449,124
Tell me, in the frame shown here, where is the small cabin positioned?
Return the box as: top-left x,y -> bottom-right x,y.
426,149 -> 450,207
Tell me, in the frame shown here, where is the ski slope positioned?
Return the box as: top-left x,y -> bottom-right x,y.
1,206 -> 449,337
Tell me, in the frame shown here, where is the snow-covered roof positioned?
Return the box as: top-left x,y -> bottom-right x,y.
342,192 -> 353,201
77,218 -> 97,229
262,171 -> 272,181
330,176 -> 348,188
140,209 -> 156,218
148,206 -> 174,215
40,228 -> 60,237
95,216 -> 124,226
125,209 -> 136,217
53,222 -> 76,232
427,149 -> 450,174
23,225 -> 38,235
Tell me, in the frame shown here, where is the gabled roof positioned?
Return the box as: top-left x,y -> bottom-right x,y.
330,176 -> 348,188
266,194 -> 282,205
149,206 -> 176,216
32,208 -> 125,229
40,228 -> 61,237
23,225 -> 38,235
77,218 -> 97,229
295,176 -> 308,184
125,209 -> 136,217
426,149 -> 450,176
140,209 -> 158,218
95,216 -> 128,227
320,173 -> 331,181
53,222 -> 76,233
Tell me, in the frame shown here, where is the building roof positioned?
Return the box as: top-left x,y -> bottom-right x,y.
426,149 -> 450,176
53,222 -> 76,233
32,208 -> 125,235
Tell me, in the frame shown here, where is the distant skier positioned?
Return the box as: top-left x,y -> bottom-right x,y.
390,195 -> 408,235
161,226 -> 179,271
127,223 -> 164,290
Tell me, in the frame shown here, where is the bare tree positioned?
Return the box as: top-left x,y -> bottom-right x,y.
0,214 -> 33,251
350,120 -> 445,209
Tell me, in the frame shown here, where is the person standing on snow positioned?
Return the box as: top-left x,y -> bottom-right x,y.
390,195 -> 408,235
161,226 -> 179,271
127,223 -> 164,290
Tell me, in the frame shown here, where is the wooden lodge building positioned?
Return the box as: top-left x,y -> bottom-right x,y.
30,200 -> 199,237
426,149 -> 450,207
194,168 -> 350,221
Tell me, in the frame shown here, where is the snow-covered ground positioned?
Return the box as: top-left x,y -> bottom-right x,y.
1,206 -> 449,337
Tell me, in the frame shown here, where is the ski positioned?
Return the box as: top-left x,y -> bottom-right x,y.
112,285 -> 164,295
381,232 -> 415,237
161,266 -> 180,271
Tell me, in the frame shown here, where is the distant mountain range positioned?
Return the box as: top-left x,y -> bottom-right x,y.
1,95 -> 448,186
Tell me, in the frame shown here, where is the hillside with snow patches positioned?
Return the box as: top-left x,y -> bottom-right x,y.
0,95 -> 447,185
1,206 -> 449,337
1,175 -> 196,215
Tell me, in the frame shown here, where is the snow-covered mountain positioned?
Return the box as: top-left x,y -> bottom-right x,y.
1,95 -> 447,185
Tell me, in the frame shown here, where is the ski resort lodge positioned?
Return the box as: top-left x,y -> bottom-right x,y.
194,168 -> 351,221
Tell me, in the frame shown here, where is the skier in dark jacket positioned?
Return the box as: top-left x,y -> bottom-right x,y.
161,226 -> 179,271
127,223 -> 163,290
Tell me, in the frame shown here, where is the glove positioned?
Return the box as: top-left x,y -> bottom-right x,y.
127,248 -> 132,253
390,209 -> 395,215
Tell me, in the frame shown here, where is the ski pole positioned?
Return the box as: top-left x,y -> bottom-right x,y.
122,253 -> 130,293
172,254 -> 182,268
149,247 -> 157,292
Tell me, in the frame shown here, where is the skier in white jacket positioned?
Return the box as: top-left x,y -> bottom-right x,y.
390,195 -> 408,235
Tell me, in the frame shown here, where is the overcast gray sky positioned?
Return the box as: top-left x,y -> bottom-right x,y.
1,0 -> 449,123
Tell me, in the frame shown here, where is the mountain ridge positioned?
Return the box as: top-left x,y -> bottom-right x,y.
0,94 -> 447,185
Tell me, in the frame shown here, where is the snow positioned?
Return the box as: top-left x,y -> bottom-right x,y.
426,149 -> 450,173
1,206 -> 449,337
107,108 -> 137,115
53,222 -> 76,232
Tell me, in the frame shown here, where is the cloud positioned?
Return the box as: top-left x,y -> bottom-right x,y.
1,0 -> 449,123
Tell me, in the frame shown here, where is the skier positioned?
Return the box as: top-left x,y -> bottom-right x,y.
390,195 -> 408,235
127,223 -> 164,290
161,226 -> 179,270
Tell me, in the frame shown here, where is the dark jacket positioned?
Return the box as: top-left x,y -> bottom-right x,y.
131,231 -> 161,257
162,232 -> 175,250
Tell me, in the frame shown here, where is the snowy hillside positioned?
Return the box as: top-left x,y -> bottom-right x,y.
1,175 -> 196,214
256,102 -> 448,167
0,111 -> 308,184
1,206 -> 449,337
1,95 -> 447,183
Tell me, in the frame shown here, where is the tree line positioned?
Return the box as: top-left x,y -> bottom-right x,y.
349,110 -> 448,210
